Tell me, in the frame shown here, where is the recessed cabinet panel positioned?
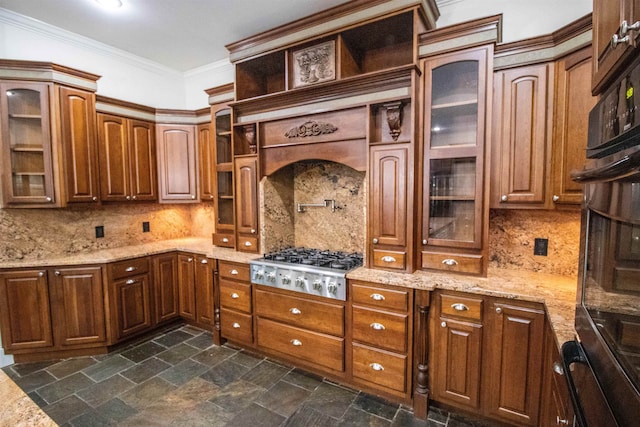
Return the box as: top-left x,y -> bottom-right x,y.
156,124 -> 198,203
127,120 -> 156,201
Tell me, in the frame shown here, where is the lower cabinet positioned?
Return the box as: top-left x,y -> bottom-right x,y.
218,260 -> 253,345
431,290 -> 546,426
540,324 -> 575,427
109,257 -> 153,341
0,266 -> 106,357
152,253 -> 180,325
349,280 -> 413,401
177,252 -> 214,329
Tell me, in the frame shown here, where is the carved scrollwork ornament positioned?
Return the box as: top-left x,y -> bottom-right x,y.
284,120 -> 338,138
384,101 -> 403,141
243,124 -> 257,154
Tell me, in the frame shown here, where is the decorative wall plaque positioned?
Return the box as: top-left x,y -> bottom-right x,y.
292,40 -> 336,88
284,120 -> 338,138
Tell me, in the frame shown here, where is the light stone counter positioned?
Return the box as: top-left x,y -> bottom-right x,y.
0,369 -> 56,426
348,266 -> 578,346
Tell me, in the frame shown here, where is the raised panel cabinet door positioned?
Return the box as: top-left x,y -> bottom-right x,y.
195,256 -> 214,327
0,81 -> 57,206
0,270 -> 53,350
234,156 -> 258,234
156,124 -> 198,203
553,48 -> 598,205
369,144 -> 408,247
152,253 -> 179,324
114,273 -> 152,340
432,317 -> 483,411
177,253 -> 196,321
197,123 -> 215,202
484,302 -> 545,426
97,113 -> 129,201
128,119 -> 157,201
540,326 -> 575,427
492,63 -> 552,207
58,86 -> 99,204
50,266 -> 106,347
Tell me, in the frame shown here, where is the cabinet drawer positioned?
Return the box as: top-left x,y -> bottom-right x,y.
220,308 -> 253,344
352,306 -> 408,353
257,318 -> 344,372
352,343 -> 407,393
219,280 -> 251,313
421,251 -> 483,275
237,235 -> 259,253
351,282 -> 409,312
372,250 -> 406,270
439,293 -> 483,321
110,257 -> 149,279
213,232 -> 235,248
218,261 -> 250,282
255,289 -> 344,336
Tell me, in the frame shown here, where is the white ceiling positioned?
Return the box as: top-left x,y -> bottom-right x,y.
0,0 -> 357,72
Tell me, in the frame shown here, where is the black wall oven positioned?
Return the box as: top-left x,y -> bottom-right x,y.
563,56 -> 640,426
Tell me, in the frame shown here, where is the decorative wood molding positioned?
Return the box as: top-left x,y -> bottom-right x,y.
284,121 -> 338,139
419,14 -> 502,57
96,95 -> 156,114
205,82 -> 235,105
243,124 -> 257,154
384,101 -> 404,141
413,290 -> 431,420
0,59 -> 100,91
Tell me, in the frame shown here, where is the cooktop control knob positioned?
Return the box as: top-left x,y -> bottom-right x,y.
266,272 -> 276,282
255,269 -> 265,280
295,276 -> 305,288
327,281 -> 338,295
282,275 -> 291,285
313,280 -> 323,291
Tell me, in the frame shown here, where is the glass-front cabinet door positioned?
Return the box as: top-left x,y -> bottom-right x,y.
421,47 -> 489,275
0,82 -> 56,206
212,107 -> 235,248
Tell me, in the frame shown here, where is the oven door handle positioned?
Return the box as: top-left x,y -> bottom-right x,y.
561,341 -> 589,427
572,149 -> 640,183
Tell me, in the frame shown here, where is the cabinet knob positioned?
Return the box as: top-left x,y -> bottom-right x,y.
231,293 -> 239,299
132,195 -> 137,200
500,195 -> 508,202
38,271 -> 45,277
126,279 -> 136,285
422,239 -> 427,245
222,238 -> 229,243
125,266 -> 136,272
92,196 -> 97,202
441,321 -> 447,328
210,195 -> 214,199
230,269 -> 238,275
126,195 -> 131,200
495,307 -> 503,314
289,307 -> 302,315
46,197 -> 52,202
370,293 -> 385,301
442,258 -> 458,266
369,363 -> 384,372
291,339 -> 302,346
556,416 -> 570,425
370,322 -> 386,331
552,195 -> 560,202
250,229 -> 256,234
232,322 -> 240,329
553,361 -> 564,376
188,257 -> 193,262
201,259 -> 208,264
191,195 -> 196,200
372,238 -> 379,244
54,271 -> 61,276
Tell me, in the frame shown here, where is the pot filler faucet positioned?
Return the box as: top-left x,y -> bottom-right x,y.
296,199 -> 338,213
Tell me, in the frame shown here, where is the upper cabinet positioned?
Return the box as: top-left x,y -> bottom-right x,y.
420,46 -> 492,276
197,122 -> 214,202
156,124 -> 198,203
592,0 -> 640,94
0,61 -> 100,208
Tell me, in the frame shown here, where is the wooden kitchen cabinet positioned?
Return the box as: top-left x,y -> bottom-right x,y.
58,86 -> 100,204
540,324 -> 575,427
234,155 -> 259,253
0,269 -> 53,351
368,144 -> 409,272
420,46 -> 491,276
152,253 -> 180,325
592,0 -> 640,94
212,104 -> 235,248
97,113 -> 157,202
108,257 -> 153,341
197,122 -> 215,202
349,281 -> 413,401
156,124 -> 198,203
491,63 -> 554,209
177,252 -> 214,329
218,260 -> 253,345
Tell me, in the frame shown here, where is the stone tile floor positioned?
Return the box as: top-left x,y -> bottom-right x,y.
2,324 -> 480,426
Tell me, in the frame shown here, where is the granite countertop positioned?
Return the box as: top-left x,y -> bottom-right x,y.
0,369 -> 56,426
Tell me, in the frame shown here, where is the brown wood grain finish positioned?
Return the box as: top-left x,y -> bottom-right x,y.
352,343 -> 408,392
439,293 -> 483,321
194,256 -> 213,326
350,283 -> 409,311
197,122 -> 214,202
177,254 -> 197,321
371,249 -> 406,270
352,306 -> 408,353
257,317 -> 344,372
156,124 -> 198,203
234,156 -> 258,234
212,232 -> 235,248
113,271 -> 152,340
110,257 -> 149,280
152,253 -> 180,324
540,324 -> 575,427
220,308 -> 253,344
218,261 -> 250,281
421,251 -> 483,275
127,119 -> 157,201
219,280 -> 252,313
58,86 -> 99,204
255,289 -> 344,336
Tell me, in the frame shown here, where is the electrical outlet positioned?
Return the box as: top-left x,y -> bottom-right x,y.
142,221 -> 150,232
534,238 -> 548,256
95,225 -> 104,238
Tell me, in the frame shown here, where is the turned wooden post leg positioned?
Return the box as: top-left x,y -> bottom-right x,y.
212,269 -> 223,346
413,290 -> 430,420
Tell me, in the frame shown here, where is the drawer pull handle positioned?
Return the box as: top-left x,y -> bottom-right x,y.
230,269 -> 238,275
442,258 -> 458,266
290,308 -> 302,315
125,266 -> 136,272
369,363 -> 384,371
126,279 -> 136,285
201,259 -> 208,264
232,322 -> 240,329
291,339 -> 302,346
370,293 -> 385,301
381,256 -> 396,263
370,323 -> 385,331
231,293 -> 240,299
451,303 -> 469,312
38,271 -> 45,277
222,237 -> 229,243
553,361 -> 564,376
188,257 -> 194,262
244,241 -> 252,247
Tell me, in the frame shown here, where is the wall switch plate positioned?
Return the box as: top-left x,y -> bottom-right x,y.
95,225 -> 104,238
534,238 -> 548,256
142,221 -> 150,232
